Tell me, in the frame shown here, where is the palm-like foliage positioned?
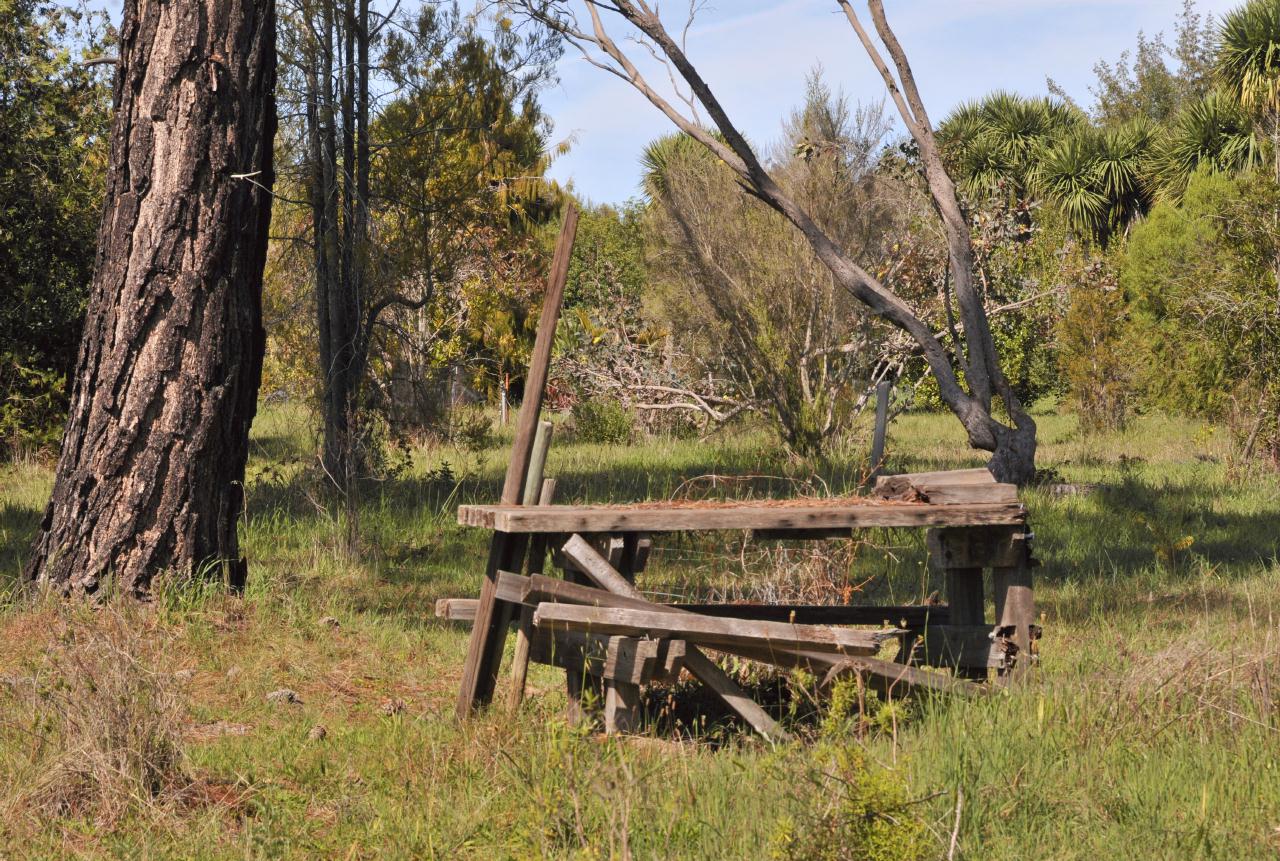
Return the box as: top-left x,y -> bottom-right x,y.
1148,91 -> 1264,199
938,91 -> 1083,200
640,132 -> 715,201
1216,0 -> 1280,115
1029,120 -> 1157,246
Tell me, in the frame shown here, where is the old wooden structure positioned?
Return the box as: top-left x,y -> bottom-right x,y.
449,470 -> 1038,740
449,204 -> 1038,739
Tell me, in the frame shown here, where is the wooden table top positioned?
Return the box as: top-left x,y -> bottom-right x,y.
457,497 -> 1026,533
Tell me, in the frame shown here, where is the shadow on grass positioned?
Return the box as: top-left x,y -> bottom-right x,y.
0,500 -> 40,581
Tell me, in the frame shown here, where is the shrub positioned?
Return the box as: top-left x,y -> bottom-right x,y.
770,744 -> 931,861
451,409 -> 494,451
1057,253 -> 1133,433
571,399 -> 635,445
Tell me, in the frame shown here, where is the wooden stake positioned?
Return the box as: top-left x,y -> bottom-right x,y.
456,205 -> 578,718
869,378 -> 890,479
508,476 -> 557,713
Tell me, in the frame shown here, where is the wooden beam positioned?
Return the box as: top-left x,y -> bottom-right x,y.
604,679 -> 642,735
436,598 -> 477,622
821,655 -> 985,698
459,500 -> 1025,533
532,604 -> 890,657
456,204 -> 578,719
667,602 -> 948,627
559,535 -> 791,743
449,584 -> 949,629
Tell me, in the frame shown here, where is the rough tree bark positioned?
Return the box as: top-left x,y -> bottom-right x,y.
24,0 -> 277,596
523,0 -> 1038,483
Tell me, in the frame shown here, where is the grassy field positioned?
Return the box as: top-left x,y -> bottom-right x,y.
1,404 -> 1278,858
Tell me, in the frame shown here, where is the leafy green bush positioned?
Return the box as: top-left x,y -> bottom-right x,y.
450,409 -> 493,452
571,399 -> 635,444
1056,250 -> 1133,433
0,355 -> 68,458
770,744 -> 931,861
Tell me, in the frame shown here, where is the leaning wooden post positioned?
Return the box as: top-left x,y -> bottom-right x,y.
456,206 -> 578,718
561,534 -> 790,743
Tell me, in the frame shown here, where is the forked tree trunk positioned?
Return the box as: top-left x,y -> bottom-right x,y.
24,0 -> 277,596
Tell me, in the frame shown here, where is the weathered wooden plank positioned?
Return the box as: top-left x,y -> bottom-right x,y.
456,207 -> 579,718
994,562 -> 1035,679
821,655 -> 985,697
667,603 -> 949,627
454,580 -> 950,629
875,468 -> 995,492
458,500 -> 1025,533
911,483 -> 1019,504
533,604 -> 890,656
560,536 -> 790,743
752,527 -> 852,540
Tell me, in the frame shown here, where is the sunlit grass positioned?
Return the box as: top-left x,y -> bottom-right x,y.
0,404 -> 1277,857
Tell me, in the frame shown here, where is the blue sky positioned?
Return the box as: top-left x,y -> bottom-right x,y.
538,0 -> 1242,205
88,1 -> 1241,204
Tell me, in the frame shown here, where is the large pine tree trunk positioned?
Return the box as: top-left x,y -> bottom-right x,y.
25,0 -> 276,596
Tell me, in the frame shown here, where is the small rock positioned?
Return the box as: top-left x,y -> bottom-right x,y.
266,688 -> 302,705
319,616 -> 340,629
307,724 -> 327,741
380,698 -> 405,716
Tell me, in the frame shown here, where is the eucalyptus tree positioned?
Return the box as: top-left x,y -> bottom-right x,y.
517,0 -> 1040,483
274,2 -> 559,489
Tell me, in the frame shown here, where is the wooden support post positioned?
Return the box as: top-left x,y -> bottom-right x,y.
561,534 -> 790,743
508,477 -> 557,713
929,528 -> 987,681
604,680 -> 642,734
456,205 -> 578,719
993,530 -> 1035,679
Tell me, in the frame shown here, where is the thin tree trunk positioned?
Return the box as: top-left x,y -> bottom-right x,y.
26,0 -> 276,596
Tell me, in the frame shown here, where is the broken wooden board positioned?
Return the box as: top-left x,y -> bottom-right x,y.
533,604 -> 893,657
458,500 -> 1025,533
